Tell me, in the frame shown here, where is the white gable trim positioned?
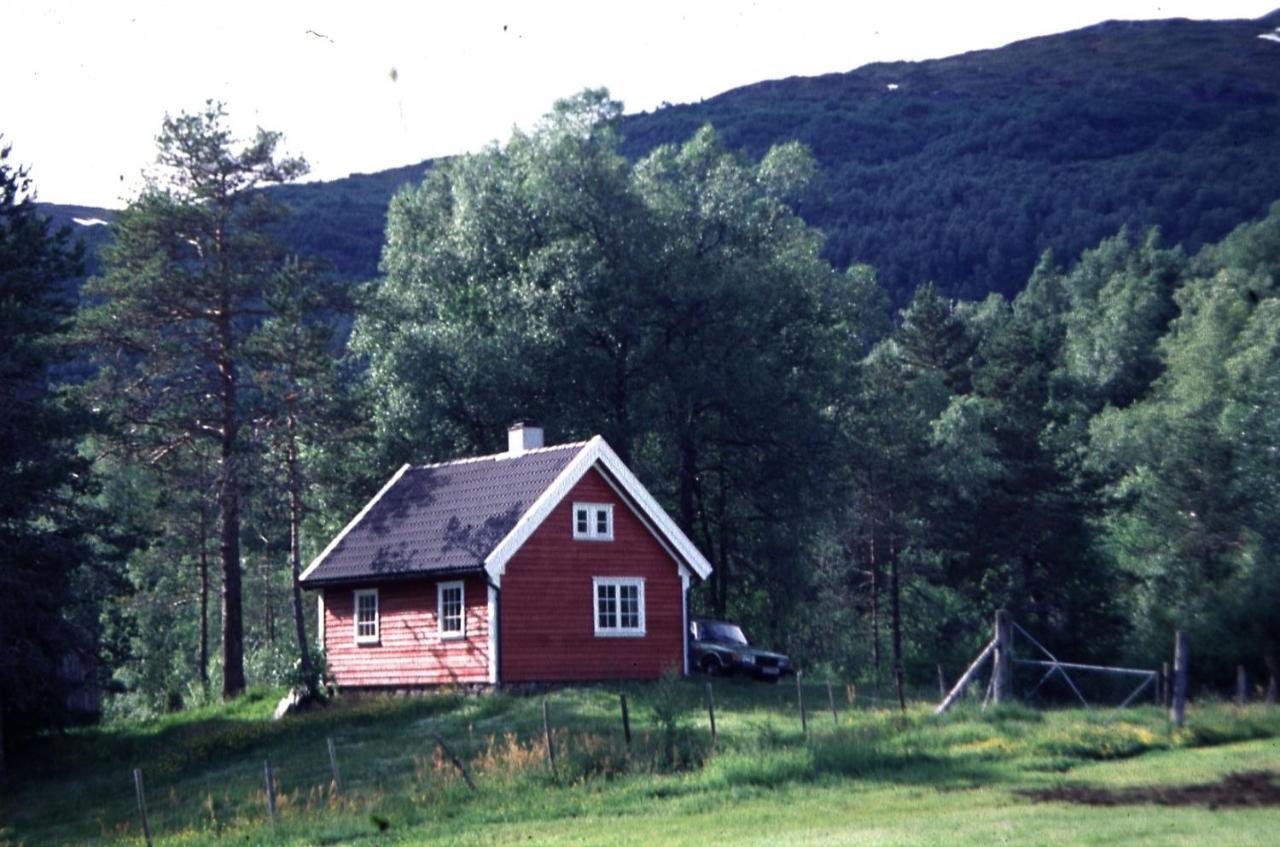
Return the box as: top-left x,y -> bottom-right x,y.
299,463 -> 412,584
595,469 -> 692,582
483,436 -> 713,586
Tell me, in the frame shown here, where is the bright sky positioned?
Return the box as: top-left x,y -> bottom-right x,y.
5,1 -> 1276,208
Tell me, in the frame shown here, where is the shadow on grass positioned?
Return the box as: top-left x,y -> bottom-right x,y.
1019,770 -> 1280,808
35,689 -> 470,782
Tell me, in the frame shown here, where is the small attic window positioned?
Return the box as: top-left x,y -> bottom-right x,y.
573,503 -> 613,541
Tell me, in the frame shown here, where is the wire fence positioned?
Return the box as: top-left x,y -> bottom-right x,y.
98,676 -> 946,844
76,666 -> 1182,845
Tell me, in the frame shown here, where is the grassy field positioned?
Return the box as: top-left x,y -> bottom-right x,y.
2,679 -> 1278,846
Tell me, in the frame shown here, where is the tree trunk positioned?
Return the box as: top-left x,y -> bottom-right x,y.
1265,652 -> 1278,705
868,530 -> 881,689
262,555 -> 276,647
889,542 -> 905,713
286,406 -> 316,696
198,503 -> 209,692
679,432 -> 722,614
217,304 -> 246,700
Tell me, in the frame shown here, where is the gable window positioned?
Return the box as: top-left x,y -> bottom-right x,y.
593,577 -> 645,637
574,503 -> 613,541
354,589 -> 379,645
438,580 -> 465,638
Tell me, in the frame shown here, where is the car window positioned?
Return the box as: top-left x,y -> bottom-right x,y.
702,622 -> 749,645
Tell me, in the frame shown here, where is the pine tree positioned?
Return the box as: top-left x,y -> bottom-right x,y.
0,141 -> 91,770
77,103 -> 307,700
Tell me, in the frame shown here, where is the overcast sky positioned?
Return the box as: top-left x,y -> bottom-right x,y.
6,0 -> 1276,208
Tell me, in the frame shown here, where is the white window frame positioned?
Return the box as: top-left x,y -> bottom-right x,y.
353,589 -> 379,645
437,580 -> 465,639
573,503 -> 614,541
593,576 -> 646,637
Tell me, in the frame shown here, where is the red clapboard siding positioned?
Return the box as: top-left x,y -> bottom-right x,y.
500,467 -> 684,682
323,574 -> 489,687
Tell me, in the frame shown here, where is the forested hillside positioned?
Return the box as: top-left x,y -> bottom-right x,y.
43,11 -> 1280,302
622,11 -> 1280,301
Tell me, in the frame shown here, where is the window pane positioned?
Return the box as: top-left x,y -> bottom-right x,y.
595,508 -> 609,536
620,585 -> 638,628
576,509 -> 589,534
441,586 -> 462,632
356,593 -> 377,639
597,584 -> 616,628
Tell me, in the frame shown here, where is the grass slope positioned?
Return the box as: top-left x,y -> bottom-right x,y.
3,680 -> 1278,846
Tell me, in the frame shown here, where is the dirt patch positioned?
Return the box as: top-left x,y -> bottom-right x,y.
1019,770 -> 1280,809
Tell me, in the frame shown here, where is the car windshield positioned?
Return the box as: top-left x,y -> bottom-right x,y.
701,621 -> 749,646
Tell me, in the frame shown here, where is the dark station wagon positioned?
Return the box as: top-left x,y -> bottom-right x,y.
690,618 -> 793,681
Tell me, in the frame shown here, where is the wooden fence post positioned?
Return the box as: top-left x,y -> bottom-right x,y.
827,681 -> 839,724
937,664 -> 947,700
1237,665 -> 1248,707
796,670 -> 807,735
1161,661 -> 1171,708
705,682 -> 717,751
326,737 -> 343,794
263,759 -> 276,824
432,732 -> 477,791
619,693 -> 631,746
993,609 -> 1013,705
132,768 -> 153,847
1171,630 -> 1189,727
934,639 -> 996,715
542,699 -> 557,780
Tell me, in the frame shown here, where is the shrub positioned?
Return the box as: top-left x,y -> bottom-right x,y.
649,668 -> 690,766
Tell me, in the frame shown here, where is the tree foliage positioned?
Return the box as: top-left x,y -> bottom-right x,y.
0,141 -> 92,767
357,90 -> 874,625
77,103 -> 312,700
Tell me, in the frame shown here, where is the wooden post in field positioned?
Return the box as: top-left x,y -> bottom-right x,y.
934,639 -> 996,715
796,670 -> 807,735
619,693 -> 632,746
993,610 -> 1013,706
132,768 -> 153,847
326,737 -> 343,794
432,732 -> 477,791
263,759 -> 276,824
1236,665 -> 1248,707
1161,661 -> 1171,708
827,681 -> 839,724
1171,630 -> 1189,727
937,664 -> 947,700
542,699 -> 558,779
847,683 -> 856,708
704,682 -> 717,751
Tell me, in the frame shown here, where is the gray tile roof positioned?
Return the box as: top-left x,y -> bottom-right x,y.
300,443 -> 585,586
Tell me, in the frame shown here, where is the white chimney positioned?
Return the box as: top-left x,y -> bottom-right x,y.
507,421 -> 544,456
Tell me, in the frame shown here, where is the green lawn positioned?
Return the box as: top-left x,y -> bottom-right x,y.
2,680 -> 1277,846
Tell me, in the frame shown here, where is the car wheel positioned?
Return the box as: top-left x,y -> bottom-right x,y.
699,655 -> 725,676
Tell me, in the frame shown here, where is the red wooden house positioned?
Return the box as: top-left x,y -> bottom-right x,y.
299,423 -> 713,687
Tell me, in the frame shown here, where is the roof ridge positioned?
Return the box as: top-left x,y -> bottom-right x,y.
413,439 -> 591,470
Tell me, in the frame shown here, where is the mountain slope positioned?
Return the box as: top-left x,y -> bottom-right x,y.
42,11 -> 1280,302
618,11 -> 1280,300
